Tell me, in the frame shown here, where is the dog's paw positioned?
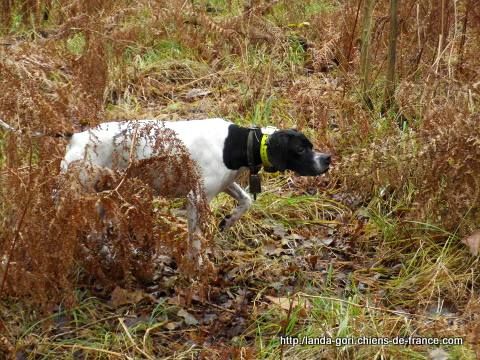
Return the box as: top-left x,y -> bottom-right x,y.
219,215 -> 232,232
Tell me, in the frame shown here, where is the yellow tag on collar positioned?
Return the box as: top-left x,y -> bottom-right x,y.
260,134 -> 272,168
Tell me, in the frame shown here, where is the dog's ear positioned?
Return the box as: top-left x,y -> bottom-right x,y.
267,132 -> 290,171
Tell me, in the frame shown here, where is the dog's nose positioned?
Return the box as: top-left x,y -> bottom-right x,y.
322,154 -> 332,165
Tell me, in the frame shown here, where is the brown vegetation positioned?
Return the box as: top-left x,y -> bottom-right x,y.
0,0 -> 479,358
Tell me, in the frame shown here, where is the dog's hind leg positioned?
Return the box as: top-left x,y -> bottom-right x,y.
186,190 -> 203,267
220,182 -> 252,231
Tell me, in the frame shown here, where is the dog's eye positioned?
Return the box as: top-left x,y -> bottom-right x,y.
297,147 -> 305,154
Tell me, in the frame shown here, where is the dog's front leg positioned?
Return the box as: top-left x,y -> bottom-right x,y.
186,191 -> 203,266
220,182 -> 252,231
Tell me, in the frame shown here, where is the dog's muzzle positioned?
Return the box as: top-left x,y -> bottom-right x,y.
314,153 -> 331,174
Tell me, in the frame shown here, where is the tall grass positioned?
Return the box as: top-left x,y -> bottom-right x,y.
1,0 -> 479,358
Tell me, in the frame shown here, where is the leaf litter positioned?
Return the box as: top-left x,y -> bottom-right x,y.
2,2 -> 478,357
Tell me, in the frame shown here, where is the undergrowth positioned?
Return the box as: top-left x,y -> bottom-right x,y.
1,0 -> 480,359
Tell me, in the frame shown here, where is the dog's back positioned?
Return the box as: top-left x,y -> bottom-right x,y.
61,119 -> 240,200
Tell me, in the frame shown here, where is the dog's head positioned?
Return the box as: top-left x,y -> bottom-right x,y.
266,129 -> 331,176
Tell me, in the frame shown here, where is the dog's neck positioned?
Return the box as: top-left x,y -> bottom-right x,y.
223,125 -> 263,170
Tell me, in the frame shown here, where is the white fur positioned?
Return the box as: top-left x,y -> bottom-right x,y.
61,118 -> 251,229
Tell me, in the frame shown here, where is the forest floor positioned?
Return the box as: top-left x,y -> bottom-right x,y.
1,1 -> 479,359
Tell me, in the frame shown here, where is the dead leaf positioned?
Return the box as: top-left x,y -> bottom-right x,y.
306,255 -> 318,269
462,230 -> 480,256
267,295 -> 311,317
270,281 -> 284,291
272,223 -> 287,238
184,88 -> 211,100
302,239 -> 314,248
110,286 -> 152,307
235,289 -> 248,305
226,266 -> 240,280
166,296 -> 181,306
165,322 -> 181,330
220,299 -> 233,309
428,348 -> 448,360
311,236 -> 334,246
320,237 -> 334,246
123,315 -> 149,328
263,242 -> 285,257
177,309 -> 198,326
265,295 -> 309,312
202,313 -> 218,324
288,233 -> 305,241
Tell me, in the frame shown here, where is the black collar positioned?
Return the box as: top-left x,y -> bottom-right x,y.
247,128 -> 262,199
247,128 -> 262,174
222,124 -> 275,200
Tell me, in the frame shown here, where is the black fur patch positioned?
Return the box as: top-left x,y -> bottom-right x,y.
223,125 -> 262,170
223,125 -> 327,176
267,130 -> 320,176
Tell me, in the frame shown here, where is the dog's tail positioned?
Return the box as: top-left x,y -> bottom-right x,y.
0,118 -> 73,139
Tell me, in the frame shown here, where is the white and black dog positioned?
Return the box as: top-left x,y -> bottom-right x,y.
1,117 -> 331,264
59,118 -> 331,230
1,118 -> 331,234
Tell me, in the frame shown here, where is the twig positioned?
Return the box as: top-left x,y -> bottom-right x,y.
458,0 -> 471,69
114,124 -> 139,193
118,317 -> 155,360
346,0 -> 363,68
44,343 -> 125,357
359,0 -> 375,109
280,297 -> 295,360
174,70 -> 226,91
0,139 -> 34,295
447,0 -> 459,78
383,0 -> 399,112
205,301 -> 236,313
142,321 -> 168,352
50,314 -> 135,340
